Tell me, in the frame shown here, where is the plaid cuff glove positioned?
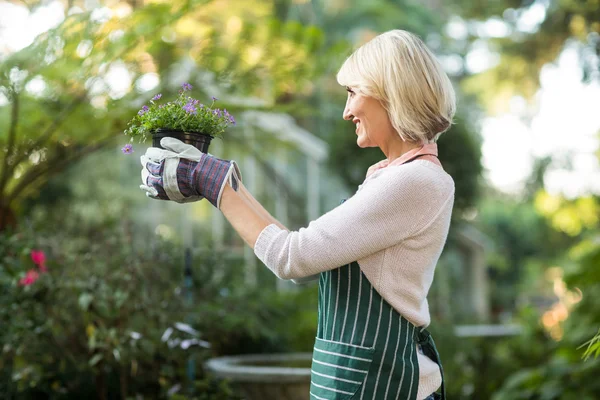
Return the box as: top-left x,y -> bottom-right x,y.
141,138 -> 241,208
176,156 -> 240,207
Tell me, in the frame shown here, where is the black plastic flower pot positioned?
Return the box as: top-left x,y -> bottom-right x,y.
152,129 -> 213,153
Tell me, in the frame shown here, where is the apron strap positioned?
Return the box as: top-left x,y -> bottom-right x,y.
417,329 -> 446,400
403,153 -> 440,166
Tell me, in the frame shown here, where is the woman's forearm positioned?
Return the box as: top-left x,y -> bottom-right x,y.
237,183 -> 288,231
220,183 -> 319,283
219,182 -> 287,248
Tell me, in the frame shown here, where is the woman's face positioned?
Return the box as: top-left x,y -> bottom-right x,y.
343,87 -> 395,149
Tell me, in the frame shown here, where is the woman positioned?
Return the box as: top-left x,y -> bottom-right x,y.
141,29 -> 455,400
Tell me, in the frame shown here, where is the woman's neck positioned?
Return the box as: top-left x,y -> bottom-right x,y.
385,139 -> 422,162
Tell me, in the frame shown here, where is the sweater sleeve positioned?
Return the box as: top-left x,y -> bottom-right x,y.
254,164 -> 453,280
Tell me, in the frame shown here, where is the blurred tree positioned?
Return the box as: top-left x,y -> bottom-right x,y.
475,188 -> 576,316
535,190 -> 600,237
449,0 -> 600,111
0,0 -> 328,230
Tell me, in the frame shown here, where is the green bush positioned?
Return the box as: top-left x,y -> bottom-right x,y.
427,306 -> 553,399
490,239 -> 600,399
0,219 -> 319,399
0,224 -> 205,398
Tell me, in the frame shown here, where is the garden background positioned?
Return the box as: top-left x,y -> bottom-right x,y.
1,0 -> 600,398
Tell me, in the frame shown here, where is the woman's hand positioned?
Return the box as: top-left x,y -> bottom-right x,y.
140,137 -> 242,208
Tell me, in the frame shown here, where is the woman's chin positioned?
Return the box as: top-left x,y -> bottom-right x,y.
356,136 -> 373,148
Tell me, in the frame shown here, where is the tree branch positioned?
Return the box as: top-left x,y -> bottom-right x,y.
0,94 -> 86,209
11,94 -> 86,175
5,135 -> 113,207
0,86 -> 19,202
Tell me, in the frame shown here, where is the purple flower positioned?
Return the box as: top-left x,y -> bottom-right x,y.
138,105 -> 149,116
182,83 -> 193,91
183,103 -> 197,114
229,115 -> 236,125
151,93 -> 162,101
212,96 -> 218,102
121,144 -> 134,154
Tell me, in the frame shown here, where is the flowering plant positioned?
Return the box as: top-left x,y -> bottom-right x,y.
123,83 -> 236,145
0,237 -> 48,287
19,249 -> 48,286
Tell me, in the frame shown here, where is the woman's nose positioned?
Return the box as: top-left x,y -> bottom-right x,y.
343,99 -> 353,120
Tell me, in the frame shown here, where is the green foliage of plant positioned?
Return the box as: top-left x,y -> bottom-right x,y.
0,225 -> 188,397
492,356 -> 600,400
475,194 -> 574,315
428,306 -> 554,399
488,239 -> 600,398
124,84 -> 236,142
170,378 -> 243,400
580,330 -> 600,361
0,220 -> 316,398
195,284 -> 317,356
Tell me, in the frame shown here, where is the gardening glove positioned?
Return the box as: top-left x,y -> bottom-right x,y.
140,137 -> 242,208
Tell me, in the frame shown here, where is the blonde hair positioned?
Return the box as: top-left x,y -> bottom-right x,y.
336,30 -> 456,143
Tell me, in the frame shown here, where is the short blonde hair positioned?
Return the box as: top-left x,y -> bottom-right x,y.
337,30 -> 456,143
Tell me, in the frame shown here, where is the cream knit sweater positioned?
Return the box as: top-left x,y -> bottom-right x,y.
254,159 -> 455,399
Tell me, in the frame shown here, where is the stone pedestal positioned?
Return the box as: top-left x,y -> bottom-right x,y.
205,353 -> 312,400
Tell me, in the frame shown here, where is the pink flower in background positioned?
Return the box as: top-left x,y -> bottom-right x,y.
31,250 -> 45,265
31,250 -> 46,268
19,269 -> 40,286
31,250 -> 47,272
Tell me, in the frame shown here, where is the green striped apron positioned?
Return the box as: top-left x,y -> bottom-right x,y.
309,261 -> 446,400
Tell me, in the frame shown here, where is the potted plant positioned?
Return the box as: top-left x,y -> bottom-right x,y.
123,83 -> 236,153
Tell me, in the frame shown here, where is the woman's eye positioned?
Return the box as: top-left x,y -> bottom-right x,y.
346,87 -> 355,96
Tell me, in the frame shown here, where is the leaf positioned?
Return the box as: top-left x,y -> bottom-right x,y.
579,329 -> 600,361
78,293 -> 93,311
85,324 -> 95,338
89,353 -> 103,366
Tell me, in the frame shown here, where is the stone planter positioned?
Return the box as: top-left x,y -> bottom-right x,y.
205,353 -> 312,400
